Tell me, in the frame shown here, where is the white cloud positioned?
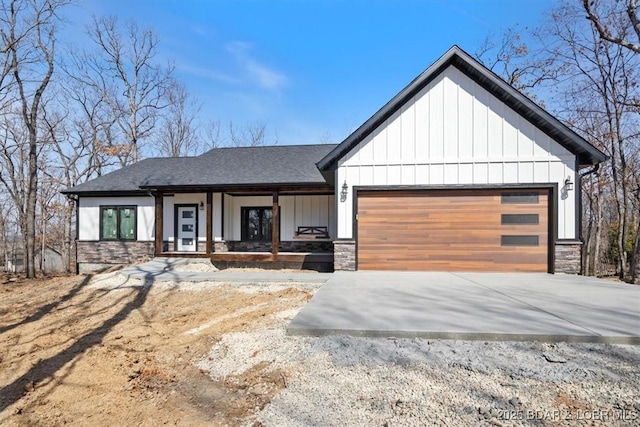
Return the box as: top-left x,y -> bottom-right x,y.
226,41 -> 287,91
178,63 -> 240,84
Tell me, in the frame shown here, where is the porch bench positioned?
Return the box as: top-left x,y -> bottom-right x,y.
293,226 -> 330,239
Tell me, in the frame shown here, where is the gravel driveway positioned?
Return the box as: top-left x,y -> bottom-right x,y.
197,281 -> 640,426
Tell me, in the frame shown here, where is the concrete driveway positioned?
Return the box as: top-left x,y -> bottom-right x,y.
287,272 -> 640,344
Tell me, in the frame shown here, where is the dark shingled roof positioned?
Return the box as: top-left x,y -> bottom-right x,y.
62,144 -> 337,195
317,45 -> 608,171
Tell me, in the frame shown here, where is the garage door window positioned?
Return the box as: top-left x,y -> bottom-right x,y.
501,235 -> 539,246
501,193 -> 539,204
501,214 -> 539,225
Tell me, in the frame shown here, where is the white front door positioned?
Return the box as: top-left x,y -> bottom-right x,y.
177,206 -> 197,252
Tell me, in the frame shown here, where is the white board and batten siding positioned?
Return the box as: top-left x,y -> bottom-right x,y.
80,193 -> 336,243
163,193 -> 208,243
336,65 -> 577,240
224,195 -> 335,241
78,196 -> 155,241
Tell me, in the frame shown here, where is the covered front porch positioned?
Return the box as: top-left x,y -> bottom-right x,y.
151,186 -> 336,271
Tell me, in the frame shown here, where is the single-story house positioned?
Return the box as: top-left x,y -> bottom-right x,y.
62,46 -> 607,274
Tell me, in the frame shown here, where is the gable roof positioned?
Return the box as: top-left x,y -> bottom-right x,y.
317,45 -> 607,171
62,144 -> 337,195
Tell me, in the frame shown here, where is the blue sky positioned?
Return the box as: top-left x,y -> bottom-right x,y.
65,0 -> 556,146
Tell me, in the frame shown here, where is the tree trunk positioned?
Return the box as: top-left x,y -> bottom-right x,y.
25,128 -> 38,278
63,198 -> 74,274
593,200 -> 603,276
40,211 -> 46,275
632,217 -> 640,283
582,202 -> 594,275
0,211 -> 8,271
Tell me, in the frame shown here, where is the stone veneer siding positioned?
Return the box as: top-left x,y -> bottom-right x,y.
213,241 -> 229,252
77,241 -> 154,271
220,240 -> 333,253
333,240 -> 356,271
554,241 -> 582,274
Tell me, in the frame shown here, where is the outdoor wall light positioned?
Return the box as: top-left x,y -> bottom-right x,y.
199,201 -> 204,210
340,180 -> 349,202
564,176 -> 574,191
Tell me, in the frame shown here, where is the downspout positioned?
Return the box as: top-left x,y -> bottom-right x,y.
579,163 -> 600,179
578,163 -> 600,237
578,162 -> 601,239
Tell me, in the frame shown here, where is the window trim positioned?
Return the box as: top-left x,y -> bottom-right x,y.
240,206 -> 280,242
99,205 -> 138,241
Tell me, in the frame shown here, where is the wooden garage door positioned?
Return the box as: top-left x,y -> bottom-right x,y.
357,189 -> 549,272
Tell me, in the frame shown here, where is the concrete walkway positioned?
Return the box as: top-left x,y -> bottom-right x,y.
287,271 -> 640,344
120,258 -> 332,283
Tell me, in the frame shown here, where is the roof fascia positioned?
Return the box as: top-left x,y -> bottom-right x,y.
317,45 -> 607,171
316,47 -> 456,171
61,190 -> 151,197
449,52 -> 607,165
139,182 -> 334,192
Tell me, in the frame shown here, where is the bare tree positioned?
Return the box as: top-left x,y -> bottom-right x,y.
155,80 -> 203,157
85,15 -> 174,164
582,0 -> 640,282
475,27 -> 561,102
0,0 -> 66,277
61,45 -> 122,176
40,101 -> 99,272
36,169 -> 57,273
542,1 -> 640,280
582,0 -> 640,54
0,192 -> 12,270
203,119 -> 224,149
228,121 -> 272,147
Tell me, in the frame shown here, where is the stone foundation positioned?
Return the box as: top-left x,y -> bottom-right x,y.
77,240 -> 154,272
554,241 -> 582,274
213,241 -> 229,252
334,240 -> 356,271
227,241 -> 271,252
223,240 -> 333,253
279,240 -> 333,252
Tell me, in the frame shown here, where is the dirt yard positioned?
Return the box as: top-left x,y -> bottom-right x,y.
0,272 -> 312,426
1,271 -> 639,426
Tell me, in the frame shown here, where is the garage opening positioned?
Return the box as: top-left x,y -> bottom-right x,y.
356,188 -> 550,272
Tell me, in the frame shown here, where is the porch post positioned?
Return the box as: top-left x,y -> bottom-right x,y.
206,191 -> 212,255
154,192 -> 163,256
272,191 -> 279,257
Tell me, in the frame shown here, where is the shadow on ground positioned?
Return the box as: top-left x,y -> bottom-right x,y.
0,275 -> 152,412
